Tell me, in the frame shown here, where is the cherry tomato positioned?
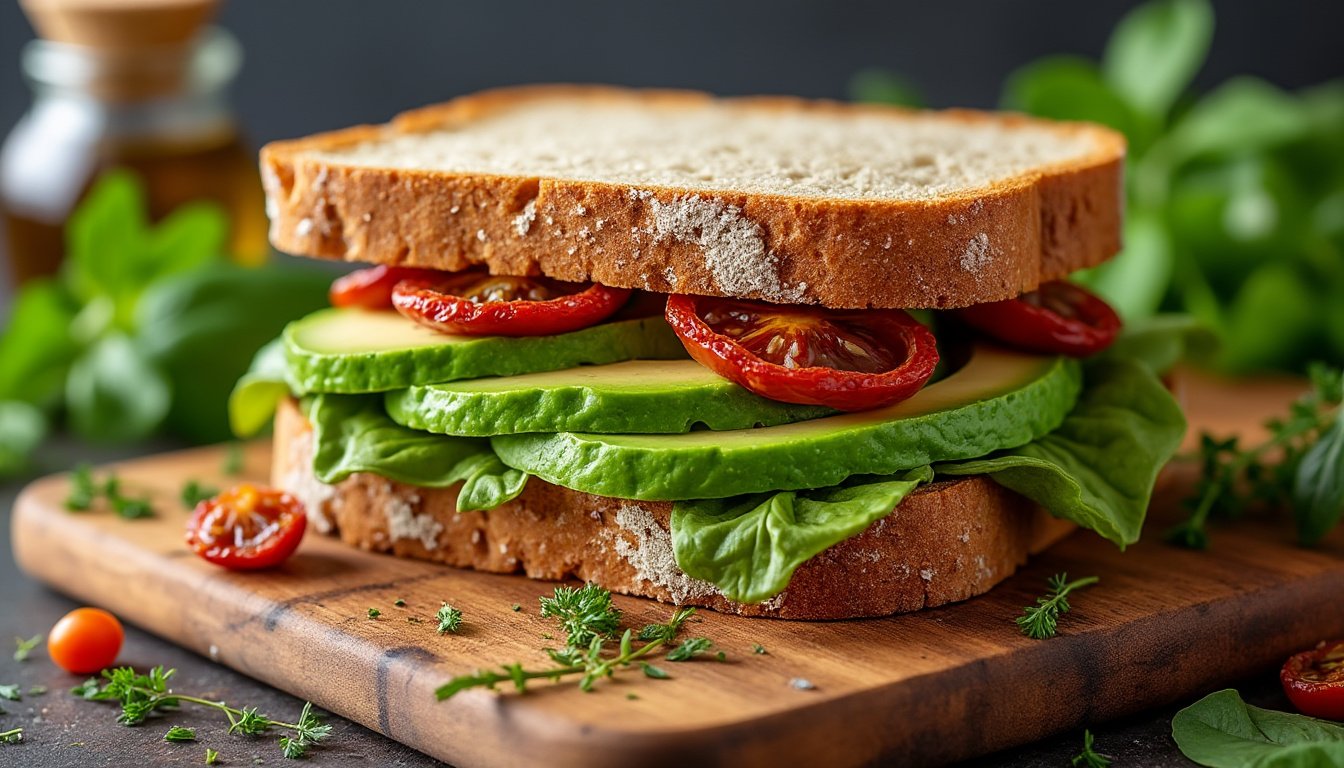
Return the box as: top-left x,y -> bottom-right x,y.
329,265 -> 444,309
48,607 -> 124,674
664,294 -> 939,411
954,281 -> 1121,356
1281,640 -> 1344,720
185,484 -> 307,570
392,271 -> 631,336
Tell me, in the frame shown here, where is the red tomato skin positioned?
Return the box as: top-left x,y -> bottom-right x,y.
48,607 -> 124,674
392,276 -> 631,336
330,266 -> 443,309
185,486 -> 307,571
955,281 -> 1122,357
1282,640 -> 1344,720
664,295 -> 939,411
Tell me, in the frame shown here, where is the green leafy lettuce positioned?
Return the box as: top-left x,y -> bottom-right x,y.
306,394 -> 527,512
670,467 -> 932,603
228,339 -> 291,438
938,359 -> 1186,547
1171,689 -> 1344,767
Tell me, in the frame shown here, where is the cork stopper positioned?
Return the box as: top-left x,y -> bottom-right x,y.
20,0 -> 219,50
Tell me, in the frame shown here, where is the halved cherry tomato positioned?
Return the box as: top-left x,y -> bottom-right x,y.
329,265 -> 444,309
954,281 -> 1121,356
48,607 -> 124,674
664,294 -> 939,411
392,271 -> 631,336
185,484 -> 307,570
1281,640 -> 1344,720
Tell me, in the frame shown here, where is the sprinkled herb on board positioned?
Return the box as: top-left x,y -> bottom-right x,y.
1017,574 -> 1099,640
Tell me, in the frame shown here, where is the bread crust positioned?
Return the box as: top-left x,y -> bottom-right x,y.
260,85 -> 1125,309
272,399 -> 1074,620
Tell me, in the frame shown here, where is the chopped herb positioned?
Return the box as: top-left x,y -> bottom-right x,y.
366,608 -> 381,620
641,663 -> 669,680
511,604 -> 521,612
626,692 -> 639,700
1072,729 -> 1112,768
26,685 -> 46,696
789,678 -> 816,691
0,684 -> 19,701
65,464 -> 98,510
436,603 -> 463,634
1017,573 -> 1100,640
538,584 -> 622,649
164,726 -> 197,742
64,466 -> 155,519
666,637 -> 714,662
223,443 -> 244,476
0,727 -> 22,745
181,480 -> 219,510
752,644 -> 767,655
205,747 -> 220,765
715,651 -> 726,662
638,607 -> 696,644
74,667 -> 330,760
393,598 -> 406,607
13,634 -> 41,662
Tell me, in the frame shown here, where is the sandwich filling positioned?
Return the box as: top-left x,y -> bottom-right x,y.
232,267 -> 1188,605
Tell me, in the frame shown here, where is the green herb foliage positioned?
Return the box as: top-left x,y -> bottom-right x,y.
0,727 -> 21,745
753,644 -> 767,655
1171,364 -> 1343,547
437,588 -> 700,699
666,637 -> 715,662
858,0 -> 1344,374
0,684 -> 19,701
13,635 -> 41,662
1017,574 -> 1100,640
74,666 -> 330,759
64,466 -> 155,519
205,747 -> 219,765
164,726 -> 196,743
367,608 -> 381,620
1073,730 -> 1113,768
435,603 -> 463,634
180,480 -> 219,510
1172,689 -> 1344,767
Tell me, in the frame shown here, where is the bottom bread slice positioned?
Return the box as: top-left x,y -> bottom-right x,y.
272,399 -> 1075,620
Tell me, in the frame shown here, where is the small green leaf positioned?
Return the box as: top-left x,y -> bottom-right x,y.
1102,0 -> 1213,118
1172,689 -> 1344,766
1217,264 -> 1319,374
640,663 -> 670,680
1073,210 -> 1173,321
205,747 -> 219,765
13,634 -> 42,662
65,334 -> 171,441
0,278 -> 80,408
1002,56 -> 1137,138
0,684 -> 20,701
1293,413 -> 1344,544
164,725 -> 196,743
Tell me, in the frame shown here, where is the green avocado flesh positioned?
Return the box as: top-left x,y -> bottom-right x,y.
283,308 -> 687,394
385,360 -> 835,436
491,345 -> 1082,500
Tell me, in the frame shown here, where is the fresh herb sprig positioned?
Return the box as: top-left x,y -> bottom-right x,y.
1017,574 -> 1100,640
0,684 -> 20,701
1073,729 -> 1112,767
13,635 -> 41,662
0,727 -> 21,745
164,725 -> 196,743
436,590 -> 698,700
65,465 -> 154,519
435,604 -> 463,635
180,480 -> 219,510
1170,364 -> 1343,548
73,666 -> 330,759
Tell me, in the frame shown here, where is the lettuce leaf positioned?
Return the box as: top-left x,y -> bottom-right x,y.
1099,313 -> 1218,375
937,358 -> 1185,547
307,394 -> 527,512
228,338 -> 291,438
670,466 -> 932,603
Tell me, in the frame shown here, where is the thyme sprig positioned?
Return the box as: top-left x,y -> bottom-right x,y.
436,588 -> 699,700
1072,729 -> 1112,767
1170,364 -> 1343,548
1017,573 -> 1099,640
72,666 -> 330,759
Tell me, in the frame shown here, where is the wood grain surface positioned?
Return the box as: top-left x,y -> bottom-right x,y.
10,372 -> 1343,768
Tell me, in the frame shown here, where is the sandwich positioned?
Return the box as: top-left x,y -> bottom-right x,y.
231,85 -> 1187,620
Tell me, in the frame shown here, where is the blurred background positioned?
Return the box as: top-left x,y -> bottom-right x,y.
0,0 -> 1341,473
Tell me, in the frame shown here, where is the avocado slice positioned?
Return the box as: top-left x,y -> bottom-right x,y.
283,308 -> 687,394
492,345 -> 1082,500
385,360 -> 835,436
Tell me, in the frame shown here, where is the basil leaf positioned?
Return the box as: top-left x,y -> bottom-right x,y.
228,339 -> 291,438
1171,689 -> 1344,768
62,170 -> 149,315
0,278 -> 80,408
1003,56 -> 1137,137
139,201 -> 228,284
938,359 -> 1185,547
308,394 -> 527,512
0,400 -> 47,478
1218,264 -> 1319,374
1074,211 -> 1173,322
1102,0 -> 1213,119
1293,412 -> 1344,545
671,466 -> 932,604
1165,78 -> 1313,163
1100,313 -> 1218,376
65,334 -> 171,441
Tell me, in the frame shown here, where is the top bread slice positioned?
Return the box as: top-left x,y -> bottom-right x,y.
261,85 -> 1125,309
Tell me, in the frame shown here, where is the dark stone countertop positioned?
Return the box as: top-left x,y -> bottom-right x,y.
0,440 -> 1289,767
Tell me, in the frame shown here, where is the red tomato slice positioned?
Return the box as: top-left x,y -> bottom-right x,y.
329,265 -> 444,309
1282,640 -> 1344,720
392,272 -> 631,336
954,281 -> 1121,356
186,484 -> 307,570
664,295 -> 939,411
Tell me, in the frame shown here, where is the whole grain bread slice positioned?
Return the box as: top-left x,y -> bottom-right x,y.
261,85 -> 1125,309
272,399 -> 1074,620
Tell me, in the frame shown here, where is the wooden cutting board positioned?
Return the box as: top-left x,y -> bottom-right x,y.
10,373 -> 1344,768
